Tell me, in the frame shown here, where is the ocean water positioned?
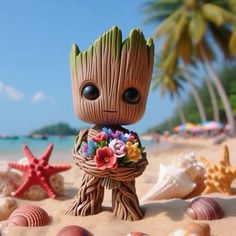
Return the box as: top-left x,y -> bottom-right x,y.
0,136 -> 156,161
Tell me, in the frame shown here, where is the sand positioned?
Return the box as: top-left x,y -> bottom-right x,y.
1,137 -> 236,236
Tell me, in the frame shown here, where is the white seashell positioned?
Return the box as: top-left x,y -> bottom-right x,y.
172,152 -> 205,181
0,197 -> 17,221
0,162 -> 23,197
141,165 -> 196,202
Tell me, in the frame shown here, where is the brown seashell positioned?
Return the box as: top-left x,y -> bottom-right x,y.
126,232 -> 149,236
56,225 -> 93,236
8,205 -> 50,227
170,223 -> 210,236
186,197 -> 223,220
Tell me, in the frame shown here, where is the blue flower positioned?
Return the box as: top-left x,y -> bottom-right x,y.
102,127 -> 114,139
80,140 -> 97,157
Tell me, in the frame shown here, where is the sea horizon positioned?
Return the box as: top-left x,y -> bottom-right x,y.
0,135 -> 162,162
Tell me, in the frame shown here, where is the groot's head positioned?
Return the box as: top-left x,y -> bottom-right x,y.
70,26 -> 154,125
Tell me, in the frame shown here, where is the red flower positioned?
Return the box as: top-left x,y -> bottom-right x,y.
94,147 -> 117,170
92,132 -> 107,143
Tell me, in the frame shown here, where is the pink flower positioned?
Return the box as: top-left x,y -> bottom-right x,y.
92,132 -> 107,143
108,139 -> 126,158
125,133 -> 136,142
94,147 -> 117,170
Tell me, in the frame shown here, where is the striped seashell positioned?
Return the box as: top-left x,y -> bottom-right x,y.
56,225 -> 93,236
186,197 -> 223,220
8,205 -> 50,227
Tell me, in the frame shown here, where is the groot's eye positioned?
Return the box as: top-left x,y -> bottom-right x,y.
122,87 -> 140,104
82,84 -> 100,100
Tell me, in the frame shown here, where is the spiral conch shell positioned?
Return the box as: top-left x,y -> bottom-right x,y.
141,152 -> 205,202
8,205 -> 50,227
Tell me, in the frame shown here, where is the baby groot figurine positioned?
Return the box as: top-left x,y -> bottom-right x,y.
66,26 -> 154,221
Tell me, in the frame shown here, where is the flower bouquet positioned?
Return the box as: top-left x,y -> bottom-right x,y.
79,128 -> 145,170
72,127 -> 148,184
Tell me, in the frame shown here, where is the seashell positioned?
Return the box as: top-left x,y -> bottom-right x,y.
170,223 -> 210,236
56,225 -> 93,236
141,164 -> 196,202
0,162 -> 23,197
186,197 -> 223,220
8,205 -> 50,227
126,232 -> 149,236
172,152 -> 205,181
0,197 -> 17,221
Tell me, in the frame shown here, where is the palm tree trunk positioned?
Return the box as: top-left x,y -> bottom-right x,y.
199,46 -> 235,135
203,75 -> 220,122
176,98 -> 186,124
183,70 -> 207,122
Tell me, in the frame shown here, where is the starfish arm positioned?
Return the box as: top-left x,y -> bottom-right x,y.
202,185 -> 215,194
8,162 -> 28,172
22,144 -> 36,163
38,178 -> 56,198
220,145 -> 231,166
12,178 -> 32,197
46,165 -> 71,175
40,144 -> 53,163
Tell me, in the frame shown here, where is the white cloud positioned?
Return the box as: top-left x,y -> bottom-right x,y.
0,81 -> 4,92
31,91 -> 48,102
5,86 -> 24,101
0,81 -> 24,101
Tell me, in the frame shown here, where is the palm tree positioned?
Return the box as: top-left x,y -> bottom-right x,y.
143,0 -> 236,134
190,63 -> 220,122
152,63 -> 187,124
153,59 -> 207,123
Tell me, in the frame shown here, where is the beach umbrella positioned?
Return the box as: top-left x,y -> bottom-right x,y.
187,124 -> 202,132
200,121 -> 224,131
173,123 -> 196,132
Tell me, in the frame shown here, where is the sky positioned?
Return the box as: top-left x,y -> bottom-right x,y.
0,0 -> 174,135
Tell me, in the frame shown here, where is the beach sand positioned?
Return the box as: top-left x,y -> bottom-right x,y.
1,137 -> 236,236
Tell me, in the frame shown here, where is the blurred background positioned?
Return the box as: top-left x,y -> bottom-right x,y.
0,0 -> 235,158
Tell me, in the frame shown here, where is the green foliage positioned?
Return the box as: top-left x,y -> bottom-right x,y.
31,122 -> 78,136
148,63 -> 236,133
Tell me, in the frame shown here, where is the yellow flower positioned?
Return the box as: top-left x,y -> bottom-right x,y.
125,142 -> 141,162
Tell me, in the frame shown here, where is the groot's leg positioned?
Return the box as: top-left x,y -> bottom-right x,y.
66,173 -> 104,216
112,180 -> 143,221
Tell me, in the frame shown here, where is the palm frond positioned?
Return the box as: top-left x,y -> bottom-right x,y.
142,0 -> 182,23
154,7 -> 184,37
178,32 -> 193,64
189,10 -> 207,44
173,11 -> 189,42
229,30 -> 236,55
202,3 -> 225,26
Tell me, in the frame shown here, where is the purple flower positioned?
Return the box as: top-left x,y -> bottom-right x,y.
113,130 -> 128,143
108,139 -> 126,158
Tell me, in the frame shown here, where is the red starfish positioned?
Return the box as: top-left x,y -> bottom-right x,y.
8,144 -> 71,199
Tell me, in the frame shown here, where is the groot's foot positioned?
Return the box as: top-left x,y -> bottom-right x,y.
112,181 -> 143,221
66,174 -> 104,216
